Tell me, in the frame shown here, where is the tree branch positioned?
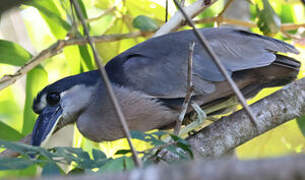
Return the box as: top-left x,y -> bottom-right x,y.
0,31 -> 147,91
154,0 -> 218,37
188,77 -> 305,158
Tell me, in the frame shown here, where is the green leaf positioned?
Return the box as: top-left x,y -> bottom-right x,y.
132,15 -> 158,32
0,121 -> 23,141
0,158 -> 34,170
0,40 -> 32,66
79,45 -> 95,71
98,157 -> 124,173
130,131 -> 146,141
123,157 -> 134,171
0,139 -> 52,158
22,66 -> 48,135
42,162 -> 62,176
296,116 -> 305,137
92,149 -> 107,160
28,0 -> 70,39
257,0 -> 281,36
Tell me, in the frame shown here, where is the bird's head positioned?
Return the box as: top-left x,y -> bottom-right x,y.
31,71 -> 99,146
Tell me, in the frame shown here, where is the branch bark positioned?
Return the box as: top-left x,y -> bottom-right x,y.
154,0 -> 218,37
39,154 -> 305,180
188,77 -> 305,158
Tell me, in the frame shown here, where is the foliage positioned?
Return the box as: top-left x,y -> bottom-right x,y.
0,131 -> 192,175
0,0 -> 304,178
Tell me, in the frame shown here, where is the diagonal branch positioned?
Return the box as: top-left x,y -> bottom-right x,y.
0,31 -> 146,91
187,77 -> 305,158
154,0 -> 218,37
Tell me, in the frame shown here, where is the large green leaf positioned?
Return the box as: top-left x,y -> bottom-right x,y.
28,0 -> 70,39
22,66 -> 48,135
0,121 -> 23,141
41,162 -> 62,176
257,0 -> 281,36
0,40 -> 32,66
0,158 -> 34,170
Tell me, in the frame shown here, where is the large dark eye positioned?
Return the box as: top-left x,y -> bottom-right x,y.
46,92 -> 60,106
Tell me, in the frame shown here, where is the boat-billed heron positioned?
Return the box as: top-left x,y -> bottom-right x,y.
31,28 -> 300,146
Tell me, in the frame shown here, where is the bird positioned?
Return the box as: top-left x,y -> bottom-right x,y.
31,28 -> 300,147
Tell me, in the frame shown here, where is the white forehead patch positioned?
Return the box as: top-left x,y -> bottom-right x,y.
36,94 -> 47,111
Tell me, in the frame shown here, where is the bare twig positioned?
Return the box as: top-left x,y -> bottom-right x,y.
86,7 -> 116,23
70,0 -> 142,168
0,31 -> 147,91
154,0 -> 218,37
173,0 -> 258,128
174,42 -> 195,135
215,0 -> 234,26
218,0 -> 234,18
281,23 -> 305,31
188,77 -> 305,158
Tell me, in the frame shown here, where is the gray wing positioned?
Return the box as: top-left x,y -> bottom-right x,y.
106,28 -> 299,98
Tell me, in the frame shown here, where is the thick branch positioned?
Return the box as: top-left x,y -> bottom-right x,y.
154,0 -> 218,37
188,77 -> 305,158
40,154 -> 305,180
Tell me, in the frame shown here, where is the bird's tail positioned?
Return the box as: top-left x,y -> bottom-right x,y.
262,54 -> 300,87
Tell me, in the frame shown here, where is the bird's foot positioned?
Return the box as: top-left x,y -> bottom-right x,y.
178,102 -> 207,137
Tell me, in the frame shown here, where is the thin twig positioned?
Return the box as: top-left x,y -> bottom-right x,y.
193,17 -> 256,28
215,0 -> 234,26
172,0 -> 258,128
70,0 -> 142,168
0,31 -> 147,91
174,42 -> 195,135
218,0 -> 234,17
86,7 -> 116,23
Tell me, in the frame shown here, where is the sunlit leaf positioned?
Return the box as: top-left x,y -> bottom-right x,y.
0,121 -> 23,141
0,40 -> 32,66
96,18 -> 139,63
22,66 -> 48,135
28,0 -> 70,39
257,0 -> 281,36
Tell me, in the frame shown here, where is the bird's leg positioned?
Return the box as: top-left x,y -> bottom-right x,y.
178,102 -> 207,137
178,97 -> 238,137
204,96 -> 239,115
